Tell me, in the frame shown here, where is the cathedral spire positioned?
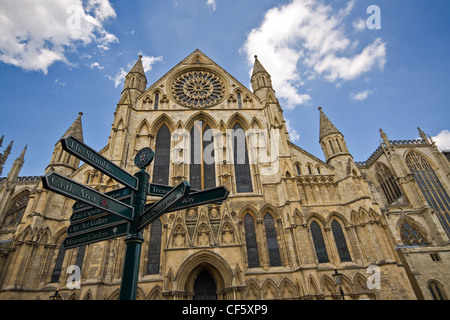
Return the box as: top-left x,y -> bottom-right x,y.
47,113 -> 83,174
417,127 -> 430,143
252,55 -> 269,77
129,55 -> 146,76
251,55 -> 274,95
62,112 -> 84,142
318,107 -> 342,143
379,128 -> 391,147
318,107 -> 350,163
0,140 -> 13,176
6,145 -> 26,184
124,55 -> 147,92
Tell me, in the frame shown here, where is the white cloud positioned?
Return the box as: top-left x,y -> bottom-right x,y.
432,130 -> 450,151
350,89 -> 372,101
54,78 -> 66,86
353,18 -> 366,32
206,0 -> 217,11
242,0 -> 386,109
108,55 -> 163,88
140,55 -> 164,73
0,0 -> 118,74
108,68 -> 127,88
90,62 -> 104,70
286,119 -> 300,142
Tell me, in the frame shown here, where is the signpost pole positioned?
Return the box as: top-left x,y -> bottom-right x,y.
119,169 -> 149,300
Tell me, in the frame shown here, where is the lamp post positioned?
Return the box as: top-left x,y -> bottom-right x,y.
332,269 -> 345,300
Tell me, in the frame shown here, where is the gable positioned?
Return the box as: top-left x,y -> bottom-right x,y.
136,49 -> 259,110
288,141 -> 334,175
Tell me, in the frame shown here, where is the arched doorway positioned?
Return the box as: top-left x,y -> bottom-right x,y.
193,270 -> 217,300
175,250 -> 235,300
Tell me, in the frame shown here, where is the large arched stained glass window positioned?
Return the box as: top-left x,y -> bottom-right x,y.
2,190 -> 30,226
331,220 -> 352,262
146,219 -> 162,275
375,162 -> 402,204
264,213 -> 282,267
153,125 -> 171,185
190,121 -> 216,190
310,221 -> 329,263
244,214 -> 260,268
406,151 -> 450,236
232,123 -> 253,193
400,221 -> 427,246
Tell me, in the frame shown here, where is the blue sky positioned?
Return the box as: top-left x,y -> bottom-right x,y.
1,0 -> 449,177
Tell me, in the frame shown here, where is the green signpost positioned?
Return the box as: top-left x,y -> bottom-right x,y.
41,135 -> 229,300
61,135 -> 138,190
63,222 -> 129,250
138,180 -> 190,230
73,187 -> 132,212
42,172 -> 134,221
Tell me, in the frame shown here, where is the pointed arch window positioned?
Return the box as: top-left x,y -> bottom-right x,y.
146,219 -> 162,275
237,92 -> 243,109
428,280 -> 447,300
244,214 -> 260,268
232,123 -> 253,193
329,140 -> 335,155
75,245 -> 87,274
310,221 -> 329,263
190,121 -> 216,190
154,93 -> 160,110
2,190 -> 30,226
375,162 -> 402,204
331,220 -> 352,262
400,221 -> 427,246
51,242 -> 66,283
295,163 -> 301,175
153,125 -> 171,185
406,151 -> 450,236
264,213 -> 282,267
336,138 -> 342,152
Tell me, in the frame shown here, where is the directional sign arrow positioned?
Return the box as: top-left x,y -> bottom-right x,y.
148,183 -> 223,204
73,187 -> 132,212
63,222 -> 129,250
138,180 -> 190,230
61,135 -> 138,190
154,186 -> 229,213
67,213 -> 127,237
71,196 -> 132,224
42,172 -> 134,221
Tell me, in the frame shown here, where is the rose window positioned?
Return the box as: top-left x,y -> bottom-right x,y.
172,70 -> 225,108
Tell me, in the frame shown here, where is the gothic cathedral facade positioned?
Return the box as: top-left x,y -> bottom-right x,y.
0,50 -> 449,300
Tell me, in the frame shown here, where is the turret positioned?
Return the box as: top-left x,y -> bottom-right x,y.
124,55 -> 147,93
6,145 -> 27,184
319,107 -> 350,162
0,140 -> 13,176
251,55 -> 275,100
46,113 -> 84,175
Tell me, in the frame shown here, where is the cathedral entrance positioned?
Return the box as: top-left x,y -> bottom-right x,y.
193,270 -> 217,300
